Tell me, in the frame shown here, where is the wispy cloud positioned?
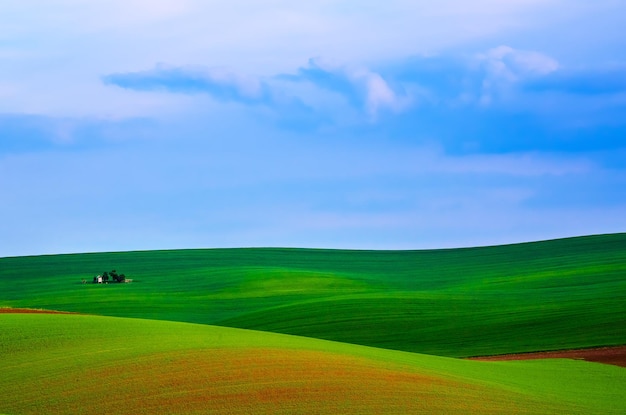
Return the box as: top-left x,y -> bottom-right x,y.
100,46 -> 626,154
479,46 -> 559,80
103,59 -> 413,121
378,46 -> 560,107
103,64 -> 271,105
103,46 -> 621,122
476,46 -> 559,104
281,58 -> 411,119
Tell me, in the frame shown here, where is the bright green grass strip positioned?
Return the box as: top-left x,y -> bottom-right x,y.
1,233 -> 625,357
2,314 -> 625,414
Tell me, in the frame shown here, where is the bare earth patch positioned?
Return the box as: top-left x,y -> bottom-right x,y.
469,346 -> 626,367
0,307 -> 76,314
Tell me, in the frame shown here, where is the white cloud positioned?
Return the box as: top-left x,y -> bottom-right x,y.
483,46 -> 559,78
477,45 -> 559,104
201,67 -> 265,100
364,73 -> 397,116
351,70 -> 409,119
284,59 -> 412,120
0,0 -> 618,120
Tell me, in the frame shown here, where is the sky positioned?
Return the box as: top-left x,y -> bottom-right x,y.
1,1 -> 626,257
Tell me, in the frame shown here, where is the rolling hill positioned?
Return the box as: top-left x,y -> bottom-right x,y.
2,312 -> 625,414
2,233 -> 625,414
1,233 -> 625,357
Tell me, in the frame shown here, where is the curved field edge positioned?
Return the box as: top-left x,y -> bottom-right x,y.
469,345 -> 626,367
0,307 -> 77,314
1,233 -> 625,357
215,290 -> 625,357
2,314 -> 626,415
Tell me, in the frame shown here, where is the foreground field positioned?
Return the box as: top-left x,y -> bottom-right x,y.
1,233 -> 625,357
2,312 -> 625,415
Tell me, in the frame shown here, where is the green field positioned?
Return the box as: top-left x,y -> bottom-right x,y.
1,233 -> 625,357
2,313 -> 625,414
1,233 -> 625,414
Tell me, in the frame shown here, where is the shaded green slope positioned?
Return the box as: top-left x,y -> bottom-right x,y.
219,288 -> 625,357
2,313 -> 626,414
1,233 -> 625,356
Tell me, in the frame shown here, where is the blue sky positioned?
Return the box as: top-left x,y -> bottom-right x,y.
1,1 -> 626,256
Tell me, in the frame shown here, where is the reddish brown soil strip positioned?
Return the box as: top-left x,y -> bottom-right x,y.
0,307 -> 76,315
469,345 -> 626,368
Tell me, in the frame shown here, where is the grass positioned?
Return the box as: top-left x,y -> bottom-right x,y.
2,234 -> 625,414
2,313 -> 625,414
1,233 -> 625,357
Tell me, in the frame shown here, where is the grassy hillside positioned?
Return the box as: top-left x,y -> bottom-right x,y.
1,233 -> 625,356
2,313 -> 625,415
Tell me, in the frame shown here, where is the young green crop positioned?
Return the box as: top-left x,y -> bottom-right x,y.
1,233 -> 625,357
2,313 -> 625,414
